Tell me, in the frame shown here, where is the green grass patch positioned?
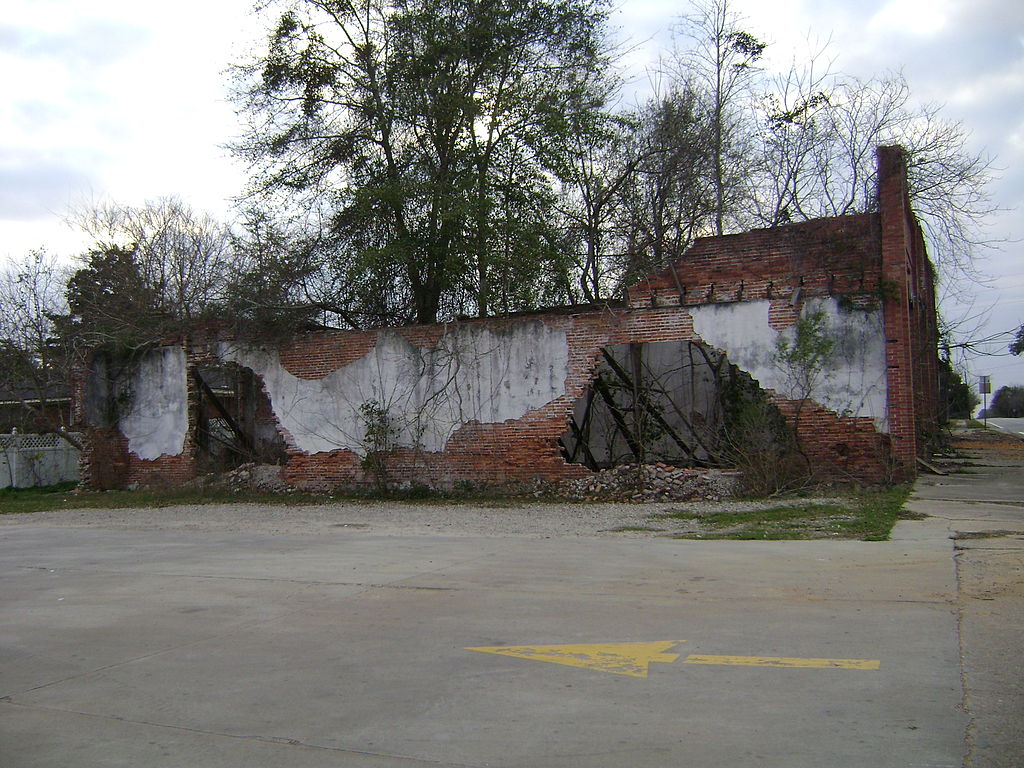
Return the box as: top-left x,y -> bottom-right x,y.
654,485 -> 912,541
0,485 -> 329,516
0,483 -> 547,515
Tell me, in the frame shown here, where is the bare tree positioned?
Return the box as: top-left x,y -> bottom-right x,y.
556,114 -> 641,303
556,84 -> 718,302
0,250 -> 80,446
226,207 -> 371,331
671,0 -> 765,236
749,41 -> 836,227
67,197 -> 235,321
616,85 -> 718,286
753,69 -> 998,285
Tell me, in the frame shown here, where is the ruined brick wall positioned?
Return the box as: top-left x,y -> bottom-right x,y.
77,427 -> 129,491
618,214 -> 897,483
625,213 -> 883,313
73,345 -> 199,490
877,145 -> 941,476
189,298 -> 893,490
222,307 -> 712,492
75,149 -> 938,491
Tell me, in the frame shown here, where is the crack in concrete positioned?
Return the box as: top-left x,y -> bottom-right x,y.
910,498 -> 1024,507
15,565 -> 458,590
953,550 -> 977,767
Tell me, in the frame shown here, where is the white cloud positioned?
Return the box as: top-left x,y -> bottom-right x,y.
0,0 -> 259,260
945,57 -> 1024,109
867,0 -> 952,38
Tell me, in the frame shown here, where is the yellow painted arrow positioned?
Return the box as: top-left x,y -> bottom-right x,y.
466,642 -> 881,677
464,641 -> 682,678
684,654 -> 880,670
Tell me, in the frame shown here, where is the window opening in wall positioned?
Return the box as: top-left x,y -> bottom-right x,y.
194,364 -> 287,471
560,341 -> 726,470
560,341 -> 802,487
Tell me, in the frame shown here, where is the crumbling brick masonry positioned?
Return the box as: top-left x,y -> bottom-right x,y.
75,146 -> 939,492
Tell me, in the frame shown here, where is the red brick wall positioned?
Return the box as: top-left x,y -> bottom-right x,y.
76,149 -> 939,492
626,214 -> 882,315
78,427 -> 130,490
772,399 -> 892,484
193,302 -> 895,492
877,145 -> 940,478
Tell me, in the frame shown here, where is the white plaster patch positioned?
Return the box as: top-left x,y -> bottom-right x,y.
689,298 -> 889,429
119,346 -> 189,460
218,321 -> 569,456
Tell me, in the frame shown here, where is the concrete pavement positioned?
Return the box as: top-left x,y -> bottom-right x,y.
2,429 -> 1021,767
911,427 -> 1024,767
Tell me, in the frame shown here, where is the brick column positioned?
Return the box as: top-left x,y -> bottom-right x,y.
877,145 -> 917,477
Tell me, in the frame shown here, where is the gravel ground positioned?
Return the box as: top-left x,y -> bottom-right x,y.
0,496 -> 843,538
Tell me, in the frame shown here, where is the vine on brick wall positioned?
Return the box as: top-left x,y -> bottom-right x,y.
359,399 -> 398,492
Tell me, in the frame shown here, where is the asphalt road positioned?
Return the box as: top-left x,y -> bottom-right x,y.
986,417 -> 1024,437
4,425 -> 1023,768
1,516 -> 972,767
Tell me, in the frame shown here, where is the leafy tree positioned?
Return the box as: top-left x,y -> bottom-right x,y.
58,246 -> 167,354
940,358 -> 978,419
233,0 -> 613,326
990,385 -> 1024,418
1011,326 -> 1023,356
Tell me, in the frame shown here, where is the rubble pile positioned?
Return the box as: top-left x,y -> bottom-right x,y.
566,463 -> 740,502
219,463 -> 291,494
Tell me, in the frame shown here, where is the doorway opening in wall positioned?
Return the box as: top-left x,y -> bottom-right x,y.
559,341 -> 807,494
194,364 -> 287,473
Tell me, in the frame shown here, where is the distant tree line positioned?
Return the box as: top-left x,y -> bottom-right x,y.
988,386 -> 1024,419
0,0 -> 1000,441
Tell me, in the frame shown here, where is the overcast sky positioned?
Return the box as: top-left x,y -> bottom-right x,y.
2,0 -> 1022,390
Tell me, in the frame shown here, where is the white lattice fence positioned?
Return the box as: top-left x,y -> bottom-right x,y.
0,433 -> 81,489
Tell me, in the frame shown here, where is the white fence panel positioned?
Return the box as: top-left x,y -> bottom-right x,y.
0,434 -> 81,489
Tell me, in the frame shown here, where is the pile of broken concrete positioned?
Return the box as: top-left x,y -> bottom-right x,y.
565,463 -> 740,502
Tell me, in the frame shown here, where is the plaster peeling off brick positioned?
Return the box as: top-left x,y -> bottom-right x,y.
76,146 -> 940,490
217,321 -> 570,456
